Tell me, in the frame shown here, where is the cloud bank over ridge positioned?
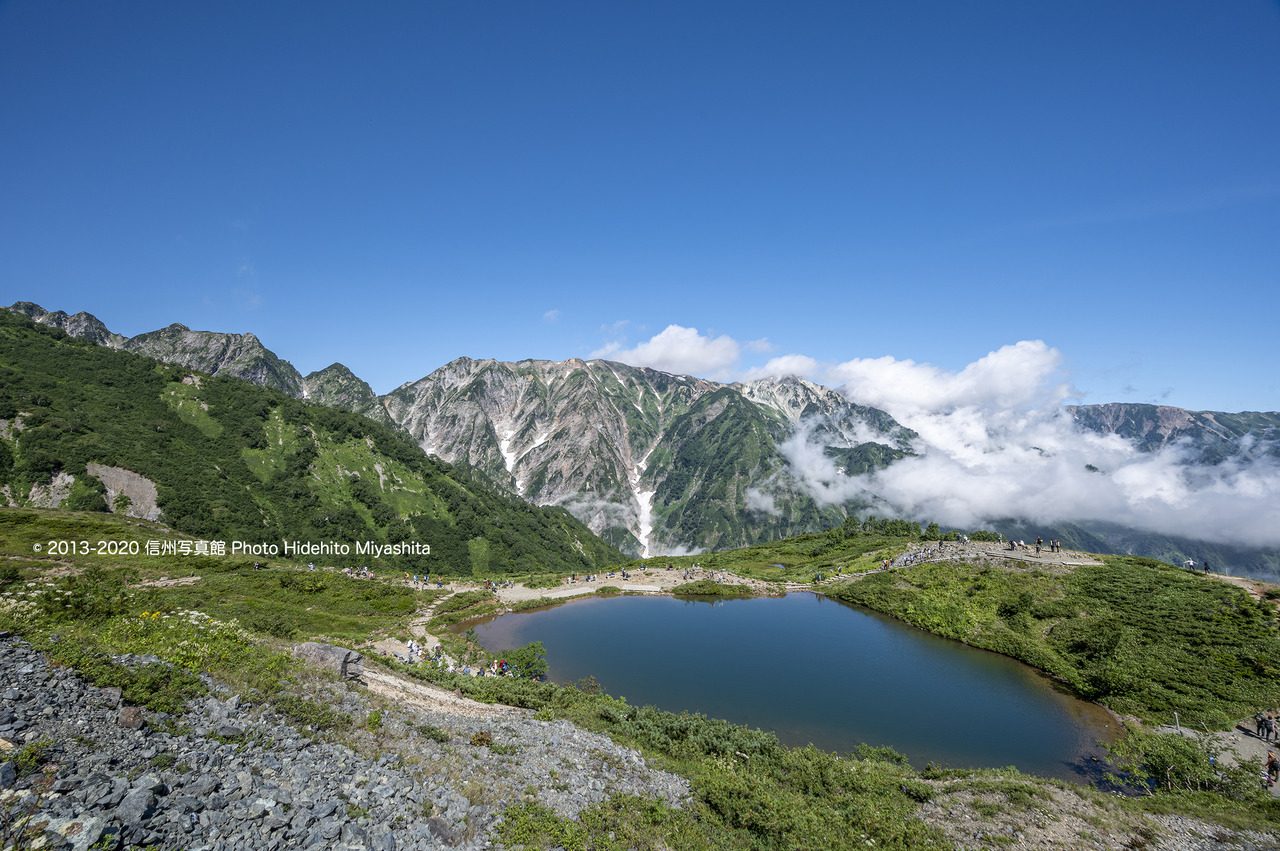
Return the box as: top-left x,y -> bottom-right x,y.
598,326 -> 1280,549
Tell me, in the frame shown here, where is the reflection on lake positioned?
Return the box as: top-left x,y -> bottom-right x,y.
466,592 -> 1117,782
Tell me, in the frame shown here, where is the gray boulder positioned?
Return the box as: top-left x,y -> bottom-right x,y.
291,642 -> 364,681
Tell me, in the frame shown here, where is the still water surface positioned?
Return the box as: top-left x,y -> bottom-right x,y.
467,592 -> 1117,782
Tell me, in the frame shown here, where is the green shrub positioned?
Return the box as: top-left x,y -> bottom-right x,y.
272,694 -> 353,731
14,737 -> 55,776
414,723 -> 450,743
497,641 -> 548,680
0,563 -> 19,591
42,643 -> 206,714
1105,728 -> 1265,800
671,580 -> 752,597
524,574 -> 566,589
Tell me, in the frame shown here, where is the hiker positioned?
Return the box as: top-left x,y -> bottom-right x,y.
1267,752 -> 1280,783
1256,712 -> 1267,737
1266,716 -> 1277,742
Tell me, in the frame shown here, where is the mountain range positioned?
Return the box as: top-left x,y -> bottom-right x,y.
0,308 -> 623,576
9,302 -> 916,556
10,301 -> 1280,577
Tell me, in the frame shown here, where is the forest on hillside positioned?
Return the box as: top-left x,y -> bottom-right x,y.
0,311 -> 623,575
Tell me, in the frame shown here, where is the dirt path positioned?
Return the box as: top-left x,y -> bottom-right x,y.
137,574 -> 202,588
361,665 -> 522,719
492,566 -> 772,604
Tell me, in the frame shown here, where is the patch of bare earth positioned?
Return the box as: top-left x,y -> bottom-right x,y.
361,665 -> 523,719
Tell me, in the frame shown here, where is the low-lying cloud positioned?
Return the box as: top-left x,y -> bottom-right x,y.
824,345 -> 1280,549
600,326 -> 1280,549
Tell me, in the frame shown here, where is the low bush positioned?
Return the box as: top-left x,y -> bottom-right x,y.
671,580 -> 753,598
272,694 -> 353,731
43,644 -> 206,715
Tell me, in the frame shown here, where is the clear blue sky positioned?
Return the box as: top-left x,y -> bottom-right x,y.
3,1 -> 1277,411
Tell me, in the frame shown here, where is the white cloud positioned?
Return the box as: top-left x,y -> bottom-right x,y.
742,354 -> 822,382
777,421 -> 875,507
800,342 -> 1280,548
590,325 -> 741,378
543,309 -> 560,323
745,486 -> 781,516
745,338 -> 776,353
829,341 -> 1074,415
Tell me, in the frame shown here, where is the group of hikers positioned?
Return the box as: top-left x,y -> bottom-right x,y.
1251,713 -> 1280,787
401,572 -> 445,589
341,565 -> 376,579
380,641 -> 522,678
1004,536 -> 1063,555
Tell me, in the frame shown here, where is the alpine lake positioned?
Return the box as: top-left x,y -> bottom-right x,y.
461,591 -> 1120,783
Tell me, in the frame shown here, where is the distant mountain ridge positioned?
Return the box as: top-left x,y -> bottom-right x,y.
9,302 -> 914,555
12,301 -> 1280,578
1067,402 -> 1280,464
0,310 -> 624,575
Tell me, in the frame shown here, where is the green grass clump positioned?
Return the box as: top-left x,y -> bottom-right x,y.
414,723 -> 450,743
13,737 -> 56,776
271,694 -> 353,731
40,642 -> 207,715
670,580 -> 753,598
499,796 -> 712,851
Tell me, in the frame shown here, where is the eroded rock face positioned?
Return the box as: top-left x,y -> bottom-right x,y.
26,471 -> 76,508
86,463 -> 161,521
381,358 -> 915,555
292,642 -> 364,681
125,323 -> 305,396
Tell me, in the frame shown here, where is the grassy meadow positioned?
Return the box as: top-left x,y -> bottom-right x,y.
3,506 -> 1280,845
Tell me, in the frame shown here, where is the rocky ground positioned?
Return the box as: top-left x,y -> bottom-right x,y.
918,780 -> 1280,851
0,631 -> 689,850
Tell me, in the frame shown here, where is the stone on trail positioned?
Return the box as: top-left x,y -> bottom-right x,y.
291,641 -> 364,681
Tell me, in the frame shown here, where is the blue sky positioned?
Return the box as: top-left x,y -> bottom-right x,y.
3,1 -> 1278,412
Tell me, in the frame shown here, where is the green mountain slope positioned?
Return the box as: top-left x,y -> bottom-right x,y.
0,311 -> 623,575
